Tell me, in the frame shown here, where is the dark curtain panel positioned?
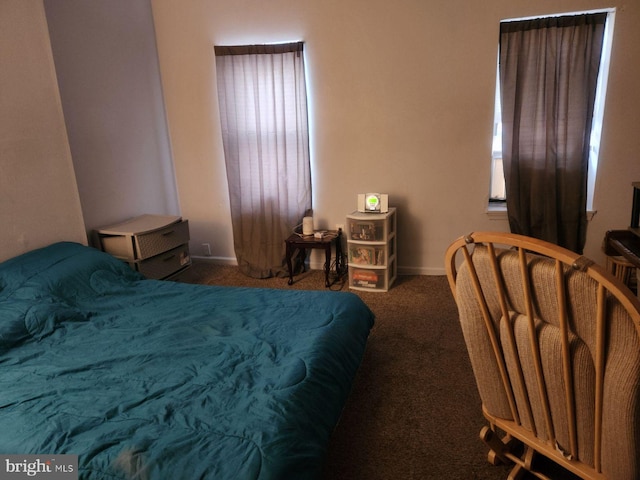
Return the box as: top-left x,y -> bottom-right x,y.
500,14 -> 606,253
215,42 -> 312,278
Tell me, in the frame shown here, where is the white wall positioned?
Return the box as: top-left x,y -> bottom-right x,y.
3,1 -> 636,272
44,0 -> 180,237
152,0 -> 640,273
0,0 -> 86,262
150,0 -> 640,274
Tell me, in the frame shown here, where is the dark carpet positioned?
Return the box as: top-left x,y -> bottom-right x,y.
176,262 -> 517,479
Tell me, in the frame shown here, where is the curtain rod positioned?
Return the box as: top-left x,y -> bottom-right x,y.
214,42 -> 303,56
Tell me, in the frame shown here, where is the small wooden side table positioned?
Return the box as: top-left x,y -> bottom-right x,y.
285,230 -> 343,287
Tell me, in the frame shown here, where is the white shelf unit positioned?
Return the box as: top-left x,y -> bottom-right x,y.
346,207 -> 397,292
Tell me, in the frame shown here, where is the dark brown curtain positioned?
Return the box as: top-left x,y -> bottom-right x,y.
215,42 -> 311,278
500,14 -> 606,253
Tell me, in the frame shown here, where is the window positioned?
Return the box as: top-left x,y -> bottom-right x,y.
215,42 -> 312,278
489,10 -> 615,211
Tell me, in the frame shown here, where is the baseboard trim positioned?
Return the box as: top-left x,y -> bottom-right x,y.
191,255 -> 238,266
398,266 -> 446,276
191,256 -> 446,276
304,260 -> 445,276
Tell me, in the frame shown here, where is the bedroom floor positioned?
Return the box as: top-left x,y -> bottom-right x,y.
176,262 -> 572,480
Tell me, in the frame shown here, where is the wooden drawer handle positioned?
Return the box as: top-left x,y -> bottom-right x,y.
163,254 -> 176,261
162,230 -> 175,236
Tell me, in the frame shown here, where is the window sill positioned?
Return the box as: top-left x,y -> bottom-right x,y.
486,202 -> 507,220
486,204 -> 597,221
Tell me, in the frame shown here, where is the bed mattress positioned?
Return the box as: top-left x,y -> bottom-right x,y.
0,242 -> 374,479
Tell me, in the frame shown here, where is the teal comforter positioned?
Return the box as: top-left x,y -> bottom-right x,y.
0,242 -> 373,479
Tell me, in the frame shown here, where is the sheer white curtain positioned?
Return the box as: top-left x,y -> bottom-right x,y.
215,43 -> 311,278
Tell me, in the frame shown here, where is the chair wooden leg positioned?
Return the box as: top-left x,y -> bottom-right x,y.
507,463 -> 528,480
506,446 -> 535,479
480,425 -> 518,466
483,432 -> 551,480
522,445 -> 535,471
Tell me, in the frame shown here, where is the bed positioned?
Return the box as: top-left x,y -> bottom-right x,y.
0,242 -> 374,479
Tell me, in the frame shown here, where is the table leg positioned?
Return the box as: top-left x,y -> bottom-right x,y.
335,232 -> 344,276
286,242 -> 294,285
324,244 -> 331,287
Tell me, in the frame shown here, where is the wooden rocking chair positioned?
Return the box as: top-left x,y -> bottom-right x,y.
445,232 -> 640,480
